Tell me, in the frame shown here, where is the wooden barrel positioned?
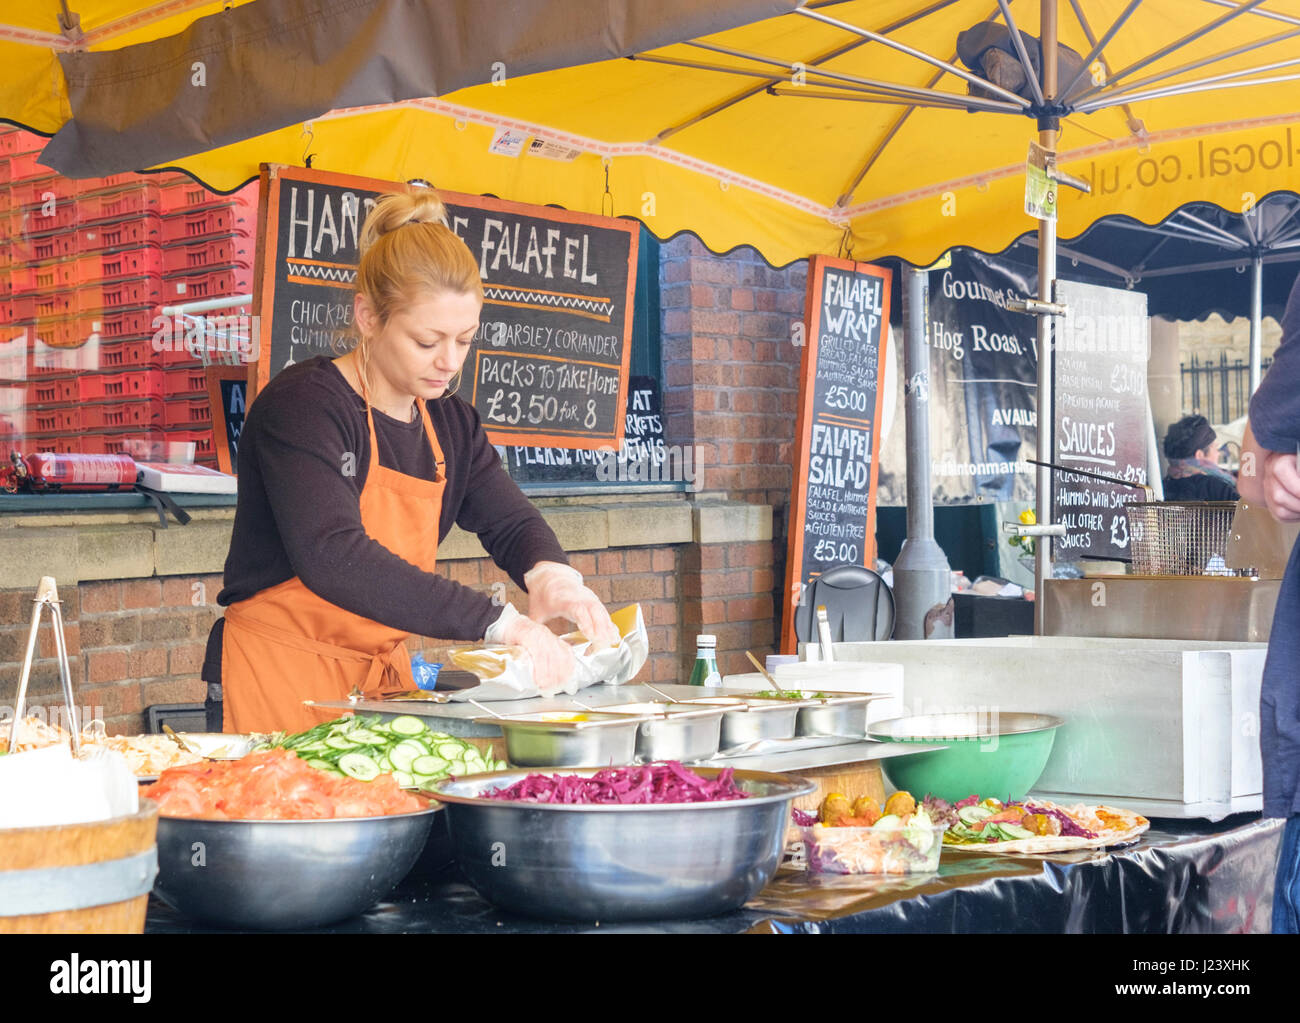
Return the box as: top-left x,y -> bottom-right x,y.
0,799 -> 159,933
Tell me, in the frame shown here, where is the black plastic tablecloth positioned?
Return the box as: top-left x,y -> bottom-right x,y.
144,813 -> 1284,935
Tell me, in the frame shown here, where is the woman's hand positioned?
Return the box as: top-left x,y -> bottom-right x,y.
486,604 -> 576,694
523,562 -> 620,650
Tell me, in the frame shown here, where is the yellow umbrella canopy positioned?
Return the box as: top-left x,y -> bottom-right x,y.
5,0 -> 1300,266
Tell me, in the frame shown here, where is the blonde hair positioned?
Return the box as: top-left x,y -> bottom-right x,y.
352,189 -> 483,398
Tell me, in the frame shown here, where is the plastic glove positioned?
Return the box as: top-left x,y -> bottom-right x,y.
523,561 -> 620,650
484,603 -> 576,695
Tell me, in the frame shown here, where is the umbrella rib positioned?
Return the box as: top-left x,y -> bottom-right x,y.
661,47 -> 1016,112
648,0 -> 967,144
767,86 -> 988,110
793,6 -> 1031,109
1120,251 -> 1300,277
993,0 -> 1045,107
1165,213 -> 1249,249
1198,0 -> 1300,27
1058,0 -> 1145,103
1070,24 -> 1300,109
1077,66 -> 1300,113
1069,0 -> 1268,103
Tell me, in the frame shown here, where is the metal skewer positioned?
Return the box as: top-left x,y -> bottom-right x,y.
641,683 -> 682,704
745,650 -> 788,694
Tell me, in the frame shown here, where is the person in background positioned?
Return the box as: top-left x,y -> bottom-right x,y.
1240,272 -> 1300,934
1161,414 -> 1239,501
202,188 -> 619,734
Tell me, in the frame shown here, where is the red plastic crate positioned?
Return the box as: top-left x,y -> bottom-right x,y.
158,177 -> 223,213
164,266 -> 252,302
97,337 -> 155,369
97,307 -> 158,340
91,276 -> 164,312
25,433 -> 80,455
27,406 -> 78,433
153,343 -> 203,367
162,236 -> 254,274
79,184 -> 161,223
161,203 -> 254,244
77,370 -> 163,401
19,231 -> 76,263
29,317 -> 90,350
8,198 -> 79,237
8,150 -> 55,182
10,176 -> 77,208
73,245 -> 163,284
81,214 -> 163,252
162,396 -> 212,428
0,131 -> 26,157
10,260 -> 76,294
0,159 -> 11,187
162,365 -> 208,396
164,427 -> 214,458
80,398 -> 159,431
11,290 -> 75,320
28,377 -> 77,404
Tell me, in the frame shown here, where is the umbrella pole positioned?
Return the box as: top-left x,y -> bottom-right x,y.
1250,252 -> 1263,396
1034,0 -> 1060,635
894,267 -> 953,640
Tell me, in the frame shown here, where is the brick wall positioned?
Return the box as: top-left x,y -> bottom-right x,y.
0,574 -> 221,734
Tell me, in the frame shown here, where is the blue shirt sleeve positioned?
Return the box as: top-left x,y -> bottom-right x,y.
1250,272 -> 1300,453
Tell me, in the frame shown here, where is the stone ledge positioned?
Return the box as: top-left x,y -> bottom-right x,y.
0,498 -> 774,586
694,501 -> 773,544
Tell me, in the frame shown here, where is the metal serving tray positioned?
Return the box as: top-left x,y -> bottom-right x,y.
597,702 -> 727,763
474,711 -> 651,768
750,690 -> 889,739
677,697 -> 803,750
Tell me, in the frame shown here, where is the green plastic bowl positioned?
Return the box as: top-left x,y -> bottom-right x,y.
867,712 -> 1063,804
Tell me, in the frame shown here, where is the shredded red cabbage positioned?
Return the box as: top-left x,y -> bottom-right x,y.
954,794 -> 981,809
791,808 -> 818,826
1025,804 -> 1097,839
921,795 -> 958,830
484,762 -> 749,804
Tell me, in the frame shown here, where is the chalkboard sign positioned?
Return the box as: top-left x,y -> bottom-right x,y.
781,256 -> 892,653
205,365 -> 248,475
253,165 -> 637,450
1051,280 -> 1150,561
504,376 -> 681,485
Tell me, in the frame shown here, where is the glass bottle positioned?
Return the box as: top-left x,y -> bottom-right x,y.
687,634 -> 721,686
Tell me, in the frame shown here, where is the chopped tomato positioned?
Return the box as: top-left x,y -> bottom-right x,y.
141,749 -> 428,820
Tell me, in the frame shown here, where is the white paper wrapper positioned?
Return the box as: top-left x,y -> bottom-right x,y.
448,604 -> 648,702
0,744 -> 139,829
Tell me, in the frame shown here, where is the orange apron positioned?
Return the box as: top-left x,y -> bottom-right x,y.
222,396 -> 446,733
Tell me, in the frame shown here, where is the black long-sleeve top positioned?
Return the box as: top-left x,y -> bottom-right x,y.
214,356 -> 566,642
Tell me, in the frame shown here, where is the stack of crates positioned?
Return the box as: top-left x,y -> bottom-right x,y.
0,126 -> 256,465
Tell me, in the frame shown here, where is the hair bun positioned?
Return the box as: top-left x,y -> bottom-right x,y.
359,189 -> 449,257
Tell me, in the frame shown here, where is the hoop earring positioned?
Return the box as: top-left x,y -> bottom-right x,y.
442,368 -> 463,398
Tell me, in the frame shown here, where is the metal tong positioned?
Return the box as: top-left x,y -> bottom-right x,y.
8,576 -> 80,757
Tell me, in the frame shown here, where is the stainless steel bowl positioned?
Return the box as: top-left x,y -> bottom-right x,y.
153,806 -> 439,930
433,767 -> 815,921
679,697 -> 801,750
481,712 -> 647,768
598,703 -> 726,763
173,732 -> 261,759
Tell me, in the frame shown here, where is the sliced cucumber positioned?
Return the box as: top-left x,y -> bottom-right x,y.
305,758 -> 336,772
411,755 -> 449,777
345,728 -> 384,745
392,770 -> 415,789
873,814 -> 903,829
388,716 -> 428,736
958,805 -> 993,824
377,755 -> 394,773
436,741 -> 466,758
996,822 -> 1034,840
324,734 -> 356,751
338,753 -> 381,781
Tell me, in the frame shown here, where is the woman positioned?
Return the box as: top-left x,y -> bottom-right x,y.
202,189 -> 618,733
1161,414 -> 1239,502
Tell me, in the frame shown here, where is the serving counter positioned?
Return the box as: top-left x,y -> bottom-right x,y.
143,812 -> 1283,934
